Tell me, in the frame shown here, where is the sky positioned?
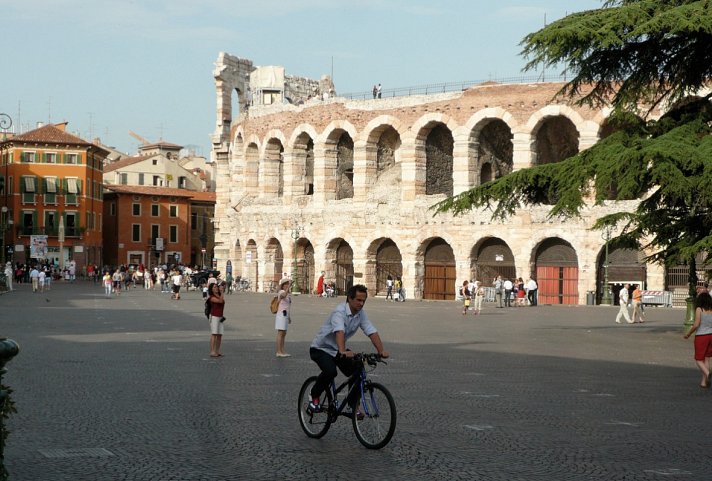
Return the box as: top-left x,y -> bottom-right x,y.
1,0 -> 604,158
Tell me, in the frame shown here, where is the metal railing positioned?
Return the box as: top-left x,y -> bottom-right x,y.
340,73 -> 569,101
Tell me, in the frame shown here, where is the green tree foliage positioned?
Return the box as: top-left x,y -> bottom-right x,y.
435,0 -> 712,279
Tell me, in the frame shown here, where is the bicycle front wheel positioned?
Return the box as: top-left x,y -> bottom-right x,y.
298,376 -> 333,439
352,382 -> 396,449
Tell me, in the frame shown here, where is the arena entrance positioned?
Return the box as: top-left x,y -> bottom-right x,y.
366,238 -> 403,296
294,239 -> 314,294
422,237 -> 456,300
470,237 -> 516,284
264,238 -> 284,292
534,238 -> 579,305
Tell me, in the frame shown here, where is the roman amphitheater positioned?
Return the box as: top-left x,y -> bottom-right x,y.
209,52 -> 681,305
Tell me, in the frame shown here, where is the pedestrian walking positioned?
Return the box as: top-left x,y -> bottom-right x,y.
461,280 -> 471,315
631,284 -> 646,323
683,292 -> 712,388
385,275 -> 394,301
103,271 -> 112,297
473,281 -> 484,315
615,284 -> 633,324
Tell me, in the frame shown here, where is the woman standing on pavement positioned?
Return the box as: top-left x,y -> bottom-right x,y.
683,292 -> 712,388
275,278 -> 292,357
208,282 -> 225,357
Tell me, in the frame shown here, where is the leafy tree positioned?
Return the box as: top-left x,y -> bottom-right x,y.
435,0 -> 712,293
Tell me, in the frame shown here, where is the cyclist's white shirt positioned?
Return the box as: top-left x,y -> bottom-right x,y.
311,301 -> 377,357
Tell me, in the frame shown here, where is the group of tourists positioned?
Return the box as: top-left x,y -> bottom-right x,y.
460,275 -> 538,315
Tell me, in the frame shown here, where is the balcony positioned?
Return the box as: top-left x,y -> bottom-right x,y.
16,226 -> 84,237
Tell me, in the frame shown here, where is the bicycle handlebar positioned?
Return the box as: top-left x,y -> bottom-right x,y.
354,352 -> 387,366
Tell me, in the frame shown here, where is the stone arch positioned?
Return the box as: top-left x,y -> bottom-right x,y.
293,237 -> 315,294
526,105 -> 584,166
264,237 -> 284,291
326,238 -> 354,295
362,115 -> 405,174
532,237 -> 579,305
365,238 -> 403,296
262,136 -> 285,197
288,126 -> 317,196
231,132 -> 245,185
410,113 -> 459,197
471,118 -> 513,182
470,237 -> 516,283
245,239 -> 258,291
596,242 -> 647,304
416,237 -> 456,300
232,239 -> 243,281
323,127 -> 355,200
244,142 -> 260,193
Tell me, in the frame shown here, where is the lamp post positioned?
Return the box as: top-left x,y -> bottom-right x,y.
601,225 -> 613,305
291,223 -> 301,294
1,114 -> 12,267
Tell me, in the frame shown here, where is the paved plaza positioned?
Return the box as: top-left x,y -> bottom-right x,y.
0,281 -> 709,480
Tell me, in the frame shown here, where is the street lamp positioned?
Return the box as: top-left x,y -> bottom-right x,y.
1,206 -> 7,265
601,225 -> 613,305
291,223 -> 301,294
1,114 -> 12,266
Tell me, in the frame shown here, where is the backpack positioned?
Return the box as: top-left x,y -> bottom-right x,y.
270,296 -> 280,314
204,298 -> 211,319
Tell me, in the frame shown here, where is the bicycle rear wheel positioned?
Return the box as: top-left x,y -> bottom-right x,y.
298,376 -> 333,438
352,382 -> 396,449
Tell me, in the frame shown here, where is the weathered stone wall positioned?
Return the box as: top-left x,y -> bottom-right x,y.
210,54 -> 668,302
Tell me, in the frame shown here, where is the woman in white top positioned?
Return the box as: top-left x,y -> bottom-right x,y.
275,278 -> 292,357
684,291 -> 712,388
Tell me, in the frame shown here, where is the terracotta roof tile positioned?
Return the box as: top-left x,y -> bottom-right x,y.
190,191 -> 216,202
8,124 -> 92,146
103,155 -> 147,172
103,184 -> 196,198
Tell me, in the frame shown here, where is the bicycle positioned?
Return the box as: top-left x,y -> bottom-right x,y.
297,352 -> 396,449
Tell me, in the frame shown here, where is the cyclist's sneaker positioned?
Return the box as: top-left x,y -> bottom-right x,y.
307,398 -> 322,414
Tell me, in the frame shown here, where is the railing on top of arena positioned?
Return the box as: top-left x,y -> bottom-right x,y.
339,73 -> 570,101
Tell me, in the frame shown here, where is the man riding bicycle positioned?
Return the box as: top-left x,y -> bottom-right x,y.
308,284 -> 389,412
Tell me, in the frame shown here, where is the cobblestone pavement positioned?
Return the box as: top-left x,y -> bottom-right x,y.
1,282 -> 709,480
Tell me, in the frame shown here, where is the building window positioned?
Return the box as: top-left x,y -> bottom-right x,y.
44,177 -> 58,205
65,153 -> 78,164
45,152 -> 57,164
21,152 -> 36,163
152,159 -> 158,166
132,224 -> 141,243
138,173 -> 145,185
0,175 -> 4,195
110,202 -> 116,216
151,204 -> 159,217
22,211 -> 35,235
169,225 -> 178,243
169,205 -> 178,217
45,211 -> 56,236
65,178 -> 80,205
178,176 -> 187,189
132,203 -> 141,216
151,224 -> 160,245
153,175 -> 162,186
119,173 -> 128,185
65,212 -> 78,237
22,176 -> 36,204
191,211 -> 197,230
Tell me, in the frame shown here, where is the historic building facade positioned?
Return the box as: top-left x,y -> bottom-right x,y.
209,52 -> 667,304
0,122 -> 108,270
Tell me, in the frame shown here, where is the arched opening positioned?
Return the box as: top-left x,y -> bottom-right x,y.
534,238 -> 579,305
596,243 -> 647,304
294,238 -> 315,294
476,119 -> 513,181
376,239 -> 402,296
471,238 -> 516,283
336,133 -> 354,199
245,239 -> 258,291
422,237 -> 456,300
534,116 -> 579,165
376,126 -> 401,175
293,133 -> 314,195
425,123 -> 454,196
264,138 -> 284,197
264,238 -> 284,292
245,143 -> 259,194
233,240 -> 243,282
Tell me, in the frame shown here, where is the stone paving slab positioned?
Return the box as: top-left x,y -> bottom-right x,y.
0,282 -> 708,480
